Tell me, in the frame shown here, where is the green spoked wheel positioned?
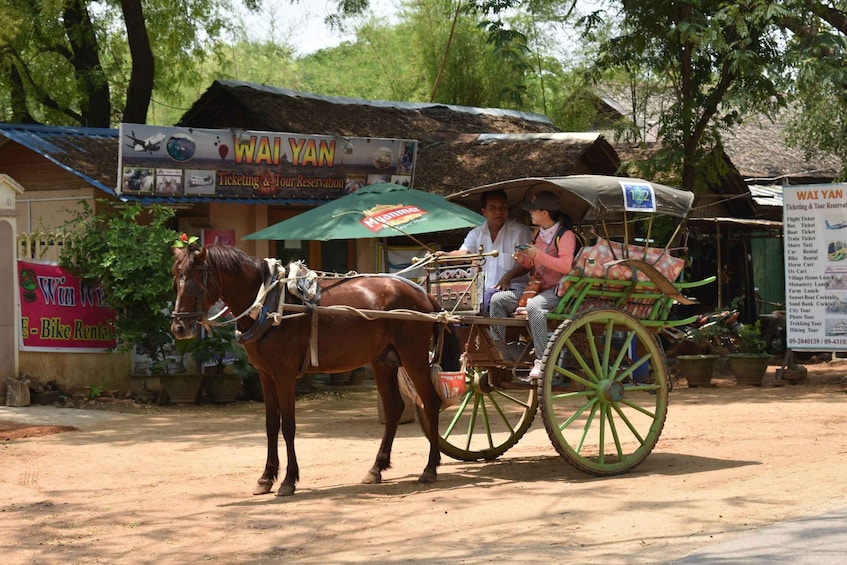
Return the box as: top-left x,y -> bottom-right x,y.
426,367 -> 539,461
539,309 -> 668,476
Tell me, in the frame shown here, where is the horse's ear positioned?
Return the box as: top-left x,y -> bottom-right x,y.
196,246 -> 207,262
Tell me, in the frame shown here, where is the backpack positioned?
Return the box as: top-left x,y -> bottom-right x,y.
532,217 -> 585,257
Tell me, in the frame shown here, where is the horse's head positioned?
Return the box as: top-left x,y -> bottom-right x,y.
171,245 -> 218,340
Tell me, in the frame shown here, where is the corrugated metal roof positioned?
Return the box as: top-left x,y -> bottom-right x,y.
748,184 -> 784,207
688,216 -> 783,228
118,194 -> 331,206
0,123 -> 118,195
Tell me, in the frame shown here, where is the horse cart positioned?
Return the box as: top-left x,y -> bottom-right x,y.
420,176 -> 715,476
171,175 -> 715,496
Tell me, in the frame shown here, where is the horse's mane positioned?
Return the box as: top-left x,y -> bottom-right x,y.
205,244 -> 263,275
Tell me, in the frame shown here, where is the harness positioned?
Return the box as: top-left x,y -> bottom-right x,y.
176,256 -> 457,376
235,260 -> 323,372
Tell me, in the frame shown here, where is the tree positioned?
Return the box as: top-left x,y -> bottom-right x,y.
585,1 -> 790,190
297,0 -> 574,112
432,0 -> 847,182
778,1 -> 847,177
0,0 -> 260,127
59,201 -> 178,373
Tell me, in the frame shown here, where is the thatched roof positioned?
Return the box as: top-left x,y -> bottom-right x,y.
177,81 -> 620,193
613,140 -> 761,219
722,112 -> 843,183
179,80 -> 560,139
593,89 -> 843,184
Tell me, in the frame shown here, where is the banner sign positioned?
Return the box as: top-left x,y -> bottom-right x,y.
18,261 -> 116,352
783,184 -> 847,349
117,124 -> 417,200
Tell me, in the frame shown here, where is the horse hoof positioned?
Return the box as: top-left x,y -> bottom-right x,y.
362,470 -> 382,484
253,479 -> 274,495
275,483 -> 296,497
418,469 -> 437,484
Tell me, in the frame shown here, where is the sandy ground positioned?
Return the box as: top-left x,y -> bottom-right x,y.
2,364 -> 847,564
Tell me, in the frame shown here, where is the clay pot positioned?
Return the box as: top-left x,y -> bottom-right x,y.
729,354 -> 770,386
677,354 -> 719,387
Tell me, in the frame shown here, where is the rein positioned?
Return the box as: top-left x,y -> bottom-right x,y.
175,253 -> 460,372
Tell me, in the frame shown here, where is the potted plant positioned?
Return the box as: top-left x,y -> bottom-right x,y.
189,325 -> 258,402
728,321 -> 770,386
674,322 -> 729,387
154,338 -> 204,404
676,352 -> 720,387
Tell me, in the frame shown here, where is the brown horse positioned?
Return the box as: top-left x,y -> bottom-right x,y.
170,244 -> 460,496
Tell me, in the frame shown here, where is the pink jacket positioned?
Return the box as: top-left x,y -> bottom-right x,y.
517,229 -> 576,292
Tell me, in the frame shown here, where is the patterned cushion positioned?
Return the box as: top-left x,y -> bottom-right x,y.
572,239 -> 684,283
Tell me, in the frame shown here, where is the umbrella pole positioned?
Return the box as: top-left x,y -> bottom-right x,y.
380,238 -> 388,273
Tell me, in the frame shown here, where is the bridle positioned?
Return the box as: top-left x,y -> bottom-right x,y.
171,255 -> 271,332
171,262 -> 217,326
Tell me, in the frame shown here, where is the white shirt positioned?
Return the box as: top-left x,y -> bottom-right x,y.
460,219 -> 533,290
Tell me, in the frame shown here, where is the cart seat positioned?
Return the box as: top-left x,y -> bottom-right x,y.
550,238 -> 707,327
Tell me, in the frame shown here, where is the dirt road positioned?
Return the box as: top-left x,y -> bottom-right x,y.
2,368 -> 846,564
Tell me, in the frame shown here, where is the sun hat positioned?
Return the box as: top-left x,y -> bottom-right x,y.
521,190 -> 560,212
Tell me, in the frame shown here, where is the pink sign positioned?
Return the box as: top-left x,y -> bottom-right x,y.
201,229 -> 236,246
18,261 -> 116,351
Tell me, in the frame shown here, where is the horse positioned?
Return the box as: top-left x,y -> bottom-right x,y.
170,244 -> 460,496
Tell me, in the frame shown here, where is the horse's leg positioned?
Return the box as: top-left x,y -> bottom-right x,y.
363,363 -> 403,484
411,361 -> 441,484
254,371 -> 280,495
276,375 -> 299,496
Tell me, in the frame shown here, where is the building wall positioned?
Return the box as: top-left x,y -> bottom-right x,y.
19,351 -> 132,393
17,188 -> 100,233
2,144 -> 93,191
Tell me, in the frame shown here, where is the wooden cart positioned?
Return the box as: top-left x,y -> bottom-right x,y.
421,176 -> 715,475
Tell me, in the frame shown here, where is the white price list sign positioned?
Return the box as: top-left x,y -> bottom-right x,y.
783,184 -> 847,349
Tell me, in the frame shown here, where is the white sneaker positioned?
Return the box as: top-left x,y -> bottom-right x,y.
529,359 -> 543,380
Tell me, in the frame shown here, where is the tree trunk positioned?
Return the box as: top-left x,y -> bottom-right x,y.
6,376 -> 31,407
62,0 -> 111,127
120,0 -> 154,125
6,64 -> 37,124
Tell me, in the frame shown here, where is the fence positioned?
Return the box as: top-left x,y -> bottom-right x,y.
17,231 -> 72,263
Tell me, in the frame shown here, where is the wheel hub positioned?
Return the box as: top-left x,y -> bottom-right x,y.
600,379 -> 625,402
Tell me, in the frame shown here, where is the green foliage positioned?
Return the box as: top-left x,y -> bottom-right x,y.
687,319 -> 730,345
88,384 -> 102,400
188,326 -> 257,378
0,0 -> 261,126
58,200 -> 178,371
737,321 -> 768,355
589,0 -> 789,190
292,0 -> 577,112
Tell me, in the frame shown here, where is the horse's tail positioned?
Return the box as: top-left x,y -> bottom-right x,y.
438,324 -> 462,372
427,294 -> 462,372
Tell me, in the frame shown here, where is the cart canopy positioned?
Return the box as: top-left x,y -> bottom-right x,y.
447,176 -> 694,224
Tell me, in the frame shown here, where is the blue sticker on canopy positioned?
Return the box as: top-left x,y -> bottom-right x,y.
621,181 -> 657,212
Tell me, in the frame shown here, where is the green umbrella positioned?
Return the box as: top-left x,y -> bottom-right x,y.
244,182 -> 485,241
